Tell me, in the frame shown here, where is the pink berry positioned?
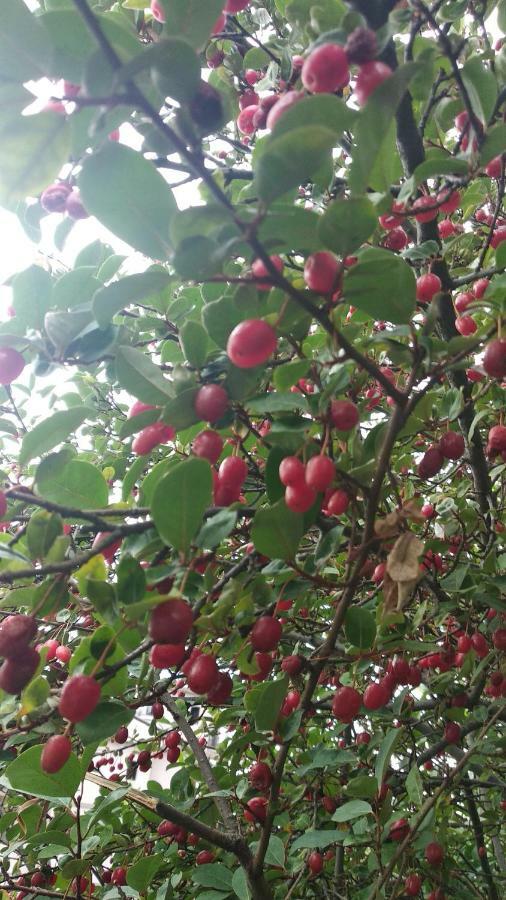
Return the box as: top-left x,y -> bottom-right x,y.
301,44 -> 349,94
330,399 -> 359,431
251,255 -> 284,290
354,61 -> 392,106
279,456 -> 305,487
303,252 -> 341,293
285,483 -> 316,513
305,455 -> 335,492
412,195 -> 438,223
0,348 -> 25,385
455,315 -> 477,335
227,319 -> 277,368
416,273 -> 441,303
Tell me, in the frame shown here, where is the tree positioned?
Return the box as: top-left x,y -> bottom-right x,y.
0,0 -> 504,898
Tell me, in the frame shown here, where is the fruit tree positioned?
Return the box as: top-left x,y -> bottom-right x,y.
0,1 -> 505,899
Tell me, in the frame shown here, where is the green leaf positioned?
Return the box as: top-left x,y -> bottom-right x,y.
35,453 -> 109,510
346,775 -> 378,800
273,359 -> 310,391
119,407 -> 160,440
462,57 -> 497,124
148,39 -> 201,103
92,271 -> 172,327
246,393 -> 309,414
161,0 -> 226,50
122,455 -> 147,501
202,296 -> 243,349
192,863 -> 233,892
0,0 -> 54,83
179,319 -> 208,368
270,94 -> 354,140
20,676 -> 50,715
115,345 -> 174,406
291,830 -> 340,851
412,156 -> 469,184
406,765 -> 424,807
127,855 -> 164,893
231,867 -> 250,900
331,800 -> 373,823
375,728 -> 402,786
344,247 -> 416,324
76,701 -> 134,746
78,143 -> 177,260
344,607 -> 376,649
117,554 -> 147,605
162,387 -> 200,430
0,112 -> 71,207
196,509 -> 237,549
53,267 -> 102,311
318,197 -> 377,257
255,126 -> 337,203
251,499 -> 303,560
244,676 -> 288,732
151,457 -> 212,553
19,407 -> 96,466
4,745 -> 81,801
263,835 -> 286,868
26,511 -> 62,560
349,63 -> 420,195
12,265 -> 52,330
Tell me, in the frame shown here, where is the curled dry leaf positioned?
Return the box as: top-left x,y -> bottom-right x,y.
384,532 -> 424,612
375,500 -> 424,539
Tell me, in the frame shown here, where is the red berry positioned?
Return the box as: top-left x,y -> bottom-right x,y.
65,191 -> 88,220
457,634 -> 472,653
405,873 -> 422,896
412,195 -> 438,223
422,502 -> 435,518
354,61 -> 392,105
194,384 -> 228,423
40,182 -> 72,213
225,0 -> 250,11
244,796 -> 268,824
59,675 -> 101,723
439,431 -> 465,460
490,226 -> 506,249
416,273 -> 442,303
303,251 -> 341,293
111,867 -> 127,886
248,652 -> 273,681
250,617 -> 282,652
149,599 -> 193,645
444,721 -> 461,744
285,482 -> 316,513
196,850 -> 215,865
265,91 -> 304,129
237,105 -> 258,134
207,671 -> 233,704
418,446 -> 444,478
128,400 -> 156,419
438,218 -> 457,239
0,348 -> 25,385
425,841 -> 444,865
307,851 -> 324,875
483,338 -> 506,379
249,761 -> 272,791
239,90 -> 259,110
218,456 -> 248,488
454,291 -> 474,313
115,726 -> 128,743
326,489 -> 350,516
301,43 -> 349,93
192,429 -> 223,464
473,277 -> 490,298
383,227 -> 408,250
227,319 -> 277,368
281,654 -> 303,676
251,255 -> 284,290
455,315 -> 477,335
488,425 -> 506,452
279,456 -> 305,487
149,643 -> 186,669
151,701 -> 164,719
330,400 -> 359,431
166,747 -> 180,763
363,681 -> 390,710
305,455 -> 335,492
41,734 -> 72,774
485,155 -> 504,178
471,632 -> 489,657
0,647 -> 40,694
0,614 -> 37,658
492,628 -> 506,651
389,818 -> 410,841
132,421 -> 175,455
55,645 -> 72,664
332,686 -> 361,723
437,189 -> 460,214
186,655 -> 219,694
